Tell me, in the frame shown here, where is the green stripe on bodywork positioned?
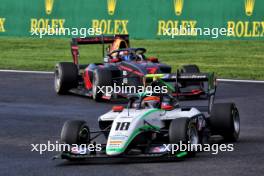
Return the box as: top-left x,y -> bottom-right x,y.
106,109 -> 162,153
140,108 -> 162,119
137,92 -> 148,97
145,74 -> 165,80
158,79 -> 175,92
145,74 -> 175,92
176,151 -> 188,158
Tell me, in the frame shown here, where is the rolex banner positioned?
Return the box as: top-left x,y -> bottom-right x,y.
0,0 -> 263,39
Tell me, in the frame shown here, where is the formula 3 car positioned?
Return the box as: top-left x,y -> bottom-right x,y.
54,73 -> 240,162
54,35 -> 205,101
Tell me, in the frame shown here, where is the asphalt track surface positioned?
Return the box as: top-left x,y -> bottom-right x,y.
0,72 -> 264,176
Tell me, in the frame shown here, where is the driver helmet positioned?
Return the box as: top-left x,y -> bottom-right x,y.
161,95 -> 179,108
142,96 -> 160,108
119,51 -> 130,61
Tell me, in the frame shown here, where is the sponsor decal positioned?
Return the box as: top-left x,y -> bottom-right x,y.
180,74 -> 207,79
107,0 -> 117,15
157,1 -> 194,37
227,21 -> 264,38
30,18 -> 65,33
108,138 -> 123,148
245,0 -> 255,16
45,0 -> 54,15
92,19 -> 128,34
227,0 -> 263,38
157,20 -> 198,36
109,140 -> 123,145
29,0 -> 65,34
110,135 -> 128,140
174,0 -> 184,16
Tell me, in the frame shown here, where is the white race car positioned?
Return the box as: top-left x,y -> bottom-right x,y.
56,73 -> 240,162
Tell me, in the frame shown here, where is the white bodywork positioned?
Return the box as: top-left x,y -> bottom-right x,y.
98,107 -> 203,156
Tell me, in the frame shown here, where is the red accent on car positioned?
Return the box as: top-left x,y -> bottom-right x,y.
110,58 -> 121,63
147,57 -> 159,63
147,67 -> 158,74
191,89 -> 203,94
71,46 -> 79,50
83,70 -> 92,89
71,47 -> 79,64
102,96 -> 111,100
112,106 -> 124,112
119,65 -> 144,76
161,105 -> 174,111
143,96 -> 160,101
172,89 -> 203,96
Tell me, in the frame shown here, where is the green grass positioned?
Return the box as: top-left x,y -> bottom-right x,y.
0,37 -> 264,80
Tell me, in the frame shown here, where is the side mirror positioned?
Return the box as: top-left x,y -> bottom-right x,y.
112,106 -> 124,112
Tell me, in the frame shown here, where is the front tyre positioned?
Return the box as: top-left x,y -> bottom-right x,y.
169,118 -> 199,157
54,62 -> 78,94
61,120 -> 90,145
210,103 -> 240,142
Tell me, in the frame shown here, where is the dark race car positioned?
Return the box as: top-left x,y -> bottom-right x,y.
54,35 -> 205,101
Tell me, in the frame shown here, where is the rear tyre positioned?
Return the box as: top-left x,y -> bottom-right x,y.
169,118 -> 199,157
54,62 -> 78,94
92,69 -> 112,101
210,103 -> 240,142
180,64 -> 200,73
61,120 -> 90,145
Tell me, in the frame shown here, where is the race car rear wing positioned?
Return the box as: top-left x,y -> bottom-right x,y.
145,73 -> 212,81
71,35 -> 129,45
145,72 -> 216,93
71,35 -> 129,65
144,72 -> 217,112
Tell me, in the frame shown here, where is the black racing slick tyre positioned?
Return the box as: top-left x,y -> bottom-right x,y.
169,118 -> 199,157
180,64 -> 200,73
92,69 -> 112,101
61,120 -> 90,145
210,103 -> 240,142
54,62 -> 78,94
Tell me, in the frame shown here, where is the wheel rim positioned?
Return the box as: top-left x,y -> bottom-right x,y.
54,68 -> 61,92
92,75 -> 97,99
188,124 -> 199,151
233,110 -> 240,134
78,127 -> 89,144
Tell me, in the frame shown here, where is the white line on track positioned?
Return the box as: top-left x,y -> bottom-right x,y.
217,79 -> 264,83
0,69 -> 264,83
0,69 -> 53,74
